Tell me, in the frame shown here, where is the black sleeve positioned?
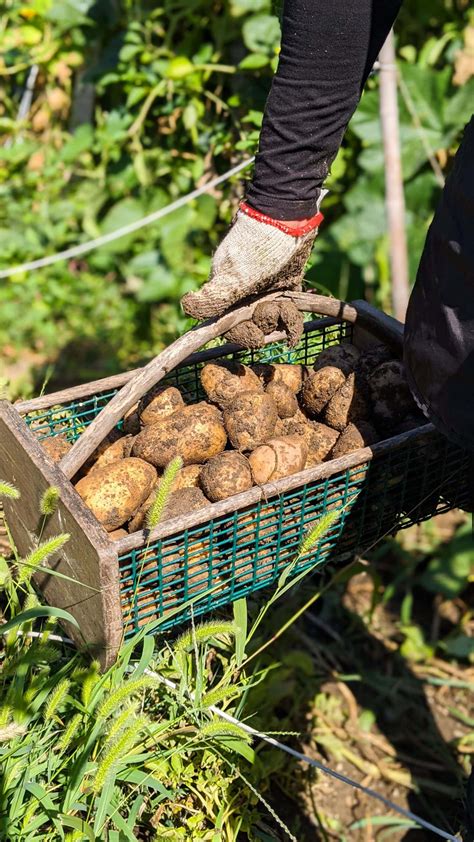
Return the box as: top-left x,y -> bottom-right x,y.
245,0 -> 402,220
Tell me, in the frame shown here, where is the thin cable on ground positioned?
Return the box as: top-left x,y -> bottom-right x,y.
0,157 -> 254,279
141,667 -> 459,842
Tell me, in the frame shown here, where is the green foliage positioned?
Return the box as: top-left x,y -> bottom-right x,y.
2,2 -> 471,394
0,483 -> 341,839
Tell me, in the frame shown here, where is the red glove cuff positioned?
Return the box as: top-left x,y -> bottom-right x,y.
239,201 -> 324,237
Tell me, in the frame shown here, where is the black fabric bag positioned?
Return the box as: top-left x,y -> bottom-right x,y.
404,116 -> 474,453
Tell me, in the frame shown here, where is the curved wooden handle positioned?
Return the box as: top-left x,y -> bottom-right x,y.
58,292 -> 383,480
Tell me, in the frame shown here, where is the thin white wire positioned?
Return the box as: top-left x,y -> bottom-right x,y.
140,668 -> 460,841
0,157 -> 254,279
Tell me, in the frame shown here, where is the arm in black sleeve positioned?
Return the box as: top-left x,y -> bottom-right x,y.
245,0 -> 402,220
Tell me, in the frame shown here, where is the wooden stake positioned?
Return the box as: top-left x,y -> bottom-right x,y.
379,30 -> 410,322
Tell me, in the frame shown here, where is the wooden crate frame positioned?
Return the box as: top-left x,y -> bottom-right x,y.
1,300 -> 471,667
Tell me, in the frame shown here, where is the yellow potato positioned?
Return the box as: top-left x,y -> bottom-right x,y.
162,487 -> 210,522
224,392 -> 278,451
330,421 -> 378,459
108,528 -> 129,541
88,434 -> 134,473
132,402 -> 227,467
75,457 -> 157,531
41,433 -> 72,463
200,451 -> 253,502
128,486 -> 158,533
249,435 -> 307,484
252,362 -> 304,393
139,385 -> 184,426
313,343 -> 360,375
171,464 -> 202,491
323,372 -> 370,432
301,366 -> 346,416
302,422 -> 340,467
201,360 -> 263,409
266,381 -> 299,419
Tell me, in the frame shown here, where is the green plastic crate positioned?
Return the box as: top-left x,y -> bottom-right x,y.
5,315 -> 471,662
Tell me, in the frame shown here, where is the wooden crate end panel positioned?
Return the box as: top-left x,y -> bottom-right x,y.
0,402 -> 123,659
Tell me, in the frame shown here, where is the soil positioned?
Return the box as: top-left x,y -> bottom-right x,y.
258,510 -> 473,841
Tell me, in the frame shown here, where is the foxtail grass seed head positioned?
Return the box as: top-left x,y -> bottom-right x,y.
199,720 -> 252,742
45,678 -> 70,722
58,713 -> 82,752
103,704 -> 139,749
201,685 -> 241,709
80,661 -> 101,708
17,533 -> 70,586
98,676 -> 156,720
24,592 -> 40,611
295,508 -> 342,561
175,620 -> 236,654
0,481 -> 20,500
40,486 -> 60,516
0,722 -> 27,742
92,717 -> 149,792
146,455 -> 183,532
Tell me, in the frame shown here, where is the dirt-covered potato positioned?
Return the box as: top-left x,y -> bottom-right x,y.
108,528 -> 129,541
128,487 -> 158,533
313,343 -> 360,375
266,381 -> 299,419
121,588 -> 157,629
139,385 -> 184,426
200,452 -> 253,502
252,300 -> 281,334
161,539 -> 222,606
301,366 -> 346,416
171,464 -> 202,491
132,402 -> 227,467
323,372 -> 370,431
225,505 -> 279,583
249,435 -> 307,484
122,404 -> 141,435
355,344 -> 393,387
251,363 -> 304,394
330,421 -> 378,459
75,457 -> 157,531
224,392 -> 278,451
274,407 -> 313,438
41,433 -> 72,463
162,487 -> 210,522
89,434 -> 134,473
302,422 -> 340,468
201,360 -> 263,409
369,360 -> 415,430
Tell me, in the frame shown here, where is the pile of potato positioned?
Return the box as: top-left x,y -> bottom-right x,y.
42,342 -> 423,539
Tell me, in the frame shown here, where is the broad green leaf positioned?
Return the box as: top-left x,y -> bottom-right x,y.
419,520 -> 473,597
242,15 -> 281,55
100,199 -> 145,254
239,53 -> 269,70
445,78 -> 474,128
59,816 -> 95,841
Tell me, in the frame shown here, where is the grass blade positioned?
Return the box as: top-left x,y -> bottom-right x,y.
0,606 -> 80,635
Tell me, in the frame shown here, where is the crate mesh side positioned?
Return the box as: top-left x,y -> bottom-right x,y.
118,436 -> 470,636
21,320 -> 472,637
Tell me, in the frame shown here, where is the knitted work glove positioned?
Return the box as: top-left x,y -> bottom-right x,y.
181,195 -> 325,322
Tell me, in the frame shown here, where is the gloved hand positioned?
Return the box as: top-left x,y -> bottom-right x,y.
181,195 -> 325,346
